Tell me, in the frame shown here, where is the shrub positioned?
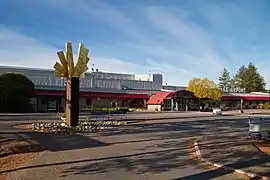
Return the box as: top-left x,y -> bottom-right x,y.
81,107 -> 132,112
0,73 -> 35,113
263,102 -> 270,109
249,104 -> 257,109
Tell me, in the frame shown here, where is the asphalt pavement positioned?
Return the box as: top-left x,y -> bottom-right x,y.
0,111 -> 212,121
1,115 -> 256,180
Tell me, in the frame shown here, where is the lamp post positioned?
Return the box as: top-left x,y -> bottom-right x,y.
240,99 -> 244,113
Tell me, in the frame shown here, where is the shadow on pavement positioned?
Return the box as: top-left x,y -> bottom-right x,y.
94,117 -> 252,139
2,116 -> 270,179
171,168 -> 235,180
0,146 -> 192,174
0,131 -> 108,152
26,132 -> 108,151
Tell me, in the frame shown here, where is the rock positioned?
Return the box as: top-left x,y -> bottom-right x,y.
31,120 -> 126,134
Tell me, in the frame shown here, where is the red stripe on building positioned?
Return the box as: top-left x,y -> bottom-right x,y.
222,96 -> 270,101
35,89 -> 149,99
35,89 -> 65,95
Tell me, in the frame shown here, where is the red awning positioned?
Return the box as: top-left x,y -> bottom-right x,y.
35,89 -> 65,95
222,96 -> 270,101
35,89 -> 149,99
146,91 -> 173,105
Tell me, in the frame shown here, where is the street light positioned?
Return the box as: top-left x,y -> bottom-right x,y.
240,99 -> 244,113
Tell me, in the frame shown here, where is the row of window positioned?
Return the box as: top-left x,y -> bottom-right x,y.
121,80 -> 162,90
0,67 -> 163,91
26,75 -> 161,91
91,72 -> 134,80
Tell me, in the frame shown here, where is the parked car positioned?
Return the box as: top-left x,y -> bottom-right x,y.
212,108 -> 222,116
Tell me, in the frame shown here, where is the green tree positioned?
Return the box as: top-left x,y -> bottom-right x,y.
234,63 -> 266,92
246,63 -> 266,92
234,65 -> 248,90
230,76 -> 236,92
0,73 -> 35,113
187,77 -> 222,101
218,68 -> 231,92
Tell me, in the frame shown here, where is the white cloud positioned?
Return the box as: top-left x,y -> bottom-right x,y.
0,25 -> 57,68
90,57 -> 148,74
38,0 -> 150,42
0,26 -> 190,85
2,1 -> 270,88
143,6 -> 226,81
0,26 -> 144,71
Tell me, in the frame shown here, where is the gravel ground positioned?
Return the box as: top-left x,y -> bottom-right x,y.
0,137 -> 44,180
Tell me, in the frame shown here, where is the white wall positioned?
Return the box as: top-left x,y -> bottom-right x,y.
147,104 -> 161,111
135,74 -> 153,81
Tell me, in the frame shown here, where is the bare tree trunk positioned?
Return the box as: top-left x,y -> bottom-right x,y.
65,77 -> 79,127
65,79 -> 71,126
199,98 -> 201,112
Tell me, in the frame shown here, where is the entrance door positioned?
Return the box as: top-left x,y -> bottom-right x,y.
48,99 -> 57,112
46,97 -> 61,112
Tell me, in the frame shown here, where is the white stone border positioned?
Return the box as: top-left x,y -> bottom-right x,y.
194,140 -> 269,180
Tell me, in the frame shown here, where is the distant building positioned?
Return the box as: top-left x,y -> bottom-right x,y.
0,66 -> 164,112
1,65 -> 269,112
162,85 -> 187,91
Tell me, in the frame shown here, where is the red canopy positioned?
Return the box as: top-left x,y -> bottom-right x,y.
146,91 -> 173,105
35,89 -> 149,99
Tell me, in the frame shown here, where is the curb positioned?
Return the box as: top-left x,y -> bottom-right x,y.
124,113 -> 251,123
125,115 -> 215,122
193,140 -> 269,180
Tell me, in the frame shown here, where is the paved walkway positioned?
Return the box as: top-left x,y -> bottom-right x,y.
1,111 -> 270,180
2,116 -> 250,180
0,111 -> 224,140
1,109 -> 269,121
198,135 -> 270,178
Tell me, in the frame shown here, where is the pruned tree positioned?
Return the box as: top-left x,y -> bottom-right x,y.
0,73 -> 35,113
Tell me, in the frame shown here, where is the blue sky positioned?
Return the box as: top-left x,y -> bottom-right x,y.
1,0 -> 270,87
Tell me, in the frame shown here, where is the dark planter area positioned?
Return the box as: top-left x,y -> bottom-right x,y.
89,110 -> 128,115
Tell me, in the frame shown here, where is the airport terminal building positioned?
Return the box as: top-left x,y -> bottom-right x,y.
0,66 -> 169,112
1,66 -> 270,112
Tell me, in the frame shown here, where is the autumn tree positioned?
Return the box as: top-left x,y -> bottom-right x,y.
187,77 -> 222,101
234,63 -> 266,92
218,68 -> 231,92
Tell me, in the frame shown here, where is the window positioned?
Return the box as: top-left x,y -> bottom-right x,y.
86,99 -> 92,106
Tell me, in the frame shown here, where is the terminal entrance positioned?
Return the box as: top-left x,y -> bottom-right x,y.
163,90 -> 196,111
36,96 -> 62,112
